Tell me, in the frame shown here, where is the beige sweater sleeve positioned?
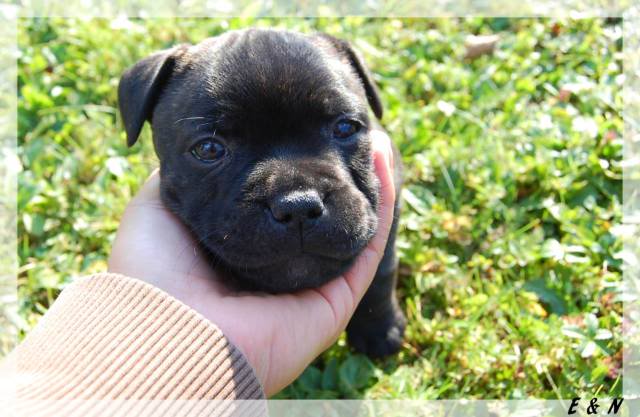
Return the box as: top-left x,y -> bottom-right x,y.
1,273 -> 264,416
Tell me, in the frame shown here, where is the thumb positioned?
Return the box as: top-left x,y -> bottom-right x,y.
342,129 -> 396,302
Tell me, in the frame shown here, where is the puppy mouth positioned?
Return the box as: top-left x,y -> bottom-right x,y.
203,233 -> 363,270
218,250 -> 359,293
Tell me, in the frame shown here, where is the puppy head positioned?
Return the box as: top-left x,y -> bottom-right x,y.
118,29 -> 384,293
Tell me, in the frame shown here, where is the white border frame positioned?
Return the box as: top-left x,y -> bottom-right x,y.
2,2 -> 638,415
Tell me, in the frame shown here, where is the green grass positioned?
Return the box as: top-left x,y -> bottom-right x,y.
17,17 -> 624,399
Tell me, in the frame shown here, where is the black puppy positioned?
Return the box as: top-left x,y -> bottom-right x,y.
118,28 -> 405,357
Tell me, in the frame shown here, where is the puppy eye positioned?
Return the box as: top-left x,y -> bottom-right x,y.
190,139 -> 226,162
333,119 -> 361,140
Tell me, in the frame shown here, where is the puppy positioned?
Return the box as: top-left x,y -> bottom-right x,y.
118,28 -> 405,357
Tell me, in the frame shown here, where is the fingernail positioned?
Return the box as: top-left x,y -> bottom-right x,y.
146,168 -> 160,182
387,142 -> 394,173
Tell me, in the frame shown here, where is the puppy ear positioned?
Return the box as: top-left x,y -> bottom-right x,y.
317,34 -> 383,119
118,45 -> 188,147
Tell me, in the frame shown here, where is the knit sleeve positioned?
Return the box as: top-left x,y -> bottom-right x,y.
1,273 -> 265,416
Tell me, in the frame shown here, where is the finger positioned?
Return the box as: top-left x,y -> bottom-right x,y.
369,129 -> 397,253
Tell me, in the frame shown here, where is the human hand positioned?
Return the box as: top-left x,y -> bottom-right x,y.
107,130 -> 396,397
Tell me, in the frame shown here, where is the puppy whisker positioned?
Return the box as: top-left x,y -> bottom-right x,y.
173,116 -> 214,125
195,121 -> 215,131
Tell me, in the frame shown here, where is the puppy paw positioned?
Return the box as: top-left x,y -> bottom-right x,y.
347,307 -> 406,358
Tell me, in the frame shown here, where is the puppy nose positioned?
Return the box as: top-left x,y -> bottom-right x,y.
269,190 -> 325,224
